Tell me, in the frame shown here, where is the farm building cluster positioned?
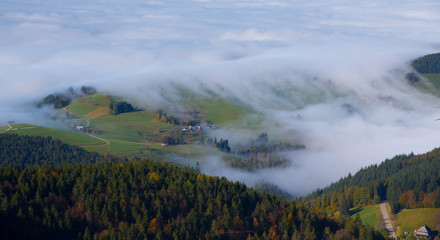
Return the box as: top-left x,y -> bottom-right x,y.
179,121 -> 218,134
414,224 -> 435,240
180,125 -> 201,133
71,124 -> 89,132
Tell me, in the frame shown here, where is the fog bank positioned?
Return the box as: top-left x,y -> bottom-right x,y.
1,0 -> 440,195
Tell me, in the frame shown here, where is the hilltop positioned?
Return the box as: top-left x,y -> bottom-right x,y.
2,87 -> 304,173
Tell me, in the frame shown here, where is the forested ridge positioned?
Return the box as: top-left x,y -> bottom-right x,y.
0,134 -> 385,239
411,52 -> 440,74
306,147 -> 440,215
0,134 -> 119,168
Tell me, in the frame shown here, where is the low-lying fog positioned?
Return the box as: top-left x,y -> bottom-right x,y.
1,0 -> 440,196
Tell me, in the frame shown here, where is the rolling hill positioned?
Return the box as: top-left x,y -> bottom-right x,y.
2,91 -> 245,159
1,88 -> 303,172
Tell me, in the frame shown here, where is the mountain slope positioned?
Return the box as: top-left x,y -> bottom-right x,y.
3,89 -> 305,172
408,52 -> 440,96
305,147 -> 440,214
0,135 -> 384,240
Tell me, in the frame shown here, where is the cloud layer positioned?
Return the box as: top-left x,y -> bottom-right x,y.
1,0 -> 440,195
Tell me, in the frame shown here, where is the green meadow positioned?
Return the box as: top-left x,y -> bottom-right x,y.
90,111 -> 173,143
395,208 -> 440,237
183,97 -> 261,127
66,93 -> 110,117
1,92 -> 265,160
424,74 -> 440,87
413,74 -> 440,97
350,205 -> 380,228
2,124 -> 103,146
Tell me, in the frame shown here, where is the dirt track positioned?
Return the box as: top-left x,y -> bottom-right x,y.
0,125 -> 12,133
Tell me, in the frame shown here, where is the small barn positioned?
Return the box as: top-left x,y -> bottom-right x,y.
414,224 -> 433,239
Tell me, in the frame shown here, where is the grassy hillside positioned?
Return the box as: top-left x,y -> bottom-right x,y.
424,73 -> 440,83
3,90 -> 302,172
62,92 -> 266,160
411,74 -> 440,96
0,120 -> 218,162
54,92 -> 205,158
65,93 -> 110,117
3,124 -> 102,145
423,73 -> 440,93
0,126 -> 10,133
89,111 -> 171,142
410,52 -> 440,96
184,97 -> 261,126
6,93 -> 244,158
350,205 -> 380,228
395,208 -> 440,237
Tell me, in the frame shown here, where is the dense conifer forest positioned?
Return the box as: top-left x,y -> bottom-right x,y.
411,52 -> 440,74
0,134 -> 385,239
0,134 -> 119,168
306,148 -> 440,214
214,133 -> 305,171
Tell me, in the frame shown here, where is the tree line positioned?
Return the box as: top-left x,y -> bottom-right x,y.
411,52 -> 440,74
305,148 -> 440,214
37,86 -> 97,109
214,133 -> 305,171
109,102 -> 135,115
0,134 -> 385,239
0,134 -> 118,168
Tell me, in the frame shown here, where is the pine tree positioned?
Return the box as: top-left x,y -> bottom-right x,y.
339,195 -> 349,216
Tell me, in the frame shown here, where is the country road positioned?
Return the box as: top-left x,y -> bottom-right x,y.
380,202 -> 396,239
86,133 -> 110,151
0,125 -> 12,133
84,118 -> 110,151
65,107 -> 110,151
